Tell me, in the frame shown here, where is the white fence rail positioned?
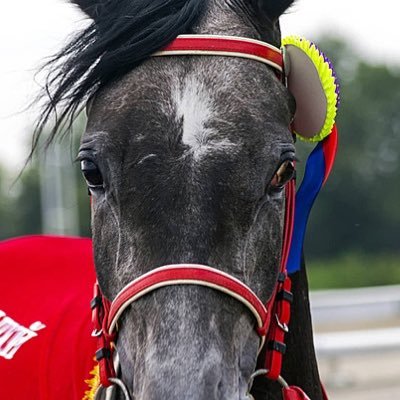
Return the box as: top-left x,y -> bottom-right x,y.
314,327 -> 400,357
310,284 -> 400,325
309,285 -> 400,357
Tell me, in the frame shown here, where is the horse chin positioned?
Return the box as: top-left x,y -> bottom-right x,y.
129,378 -> 252,400
125,372 -> 254,400
119,346 -> 259,399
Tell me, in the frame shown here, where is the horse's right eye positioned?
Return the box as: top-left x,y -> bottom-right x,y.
80,160 -> 104,188
269,159 -> 295,193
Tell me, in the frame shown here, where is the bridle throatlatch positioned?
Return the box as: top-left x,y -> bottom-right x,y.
91,34 -> 339,400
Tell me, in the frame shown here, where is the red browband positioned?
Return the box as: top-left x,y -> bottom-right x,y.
91,35 -> 313,400
155,34 -> 283,72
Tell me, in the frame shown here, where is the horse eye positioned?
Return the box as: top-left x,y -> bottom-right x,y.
270,160 -> 295,190
80,160 -> 104,188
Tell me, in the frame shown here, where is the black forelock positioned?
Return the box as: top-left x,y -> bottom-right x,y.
31,0 -> 207,157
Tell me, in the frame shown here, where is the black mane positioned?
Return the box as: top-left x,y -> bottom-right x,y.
33,0 -> 207,153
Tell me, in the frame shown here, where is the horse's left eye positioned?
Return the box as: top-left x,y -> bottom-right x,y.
270,160 -> 295,190
80,160 -> 104,188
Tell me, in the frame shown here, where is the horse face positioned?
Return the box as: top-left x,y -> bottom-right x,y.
78,0 -> 295,398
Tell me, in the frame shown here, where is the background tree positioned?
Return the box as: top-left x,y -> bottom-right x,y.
302,37 -> 400,258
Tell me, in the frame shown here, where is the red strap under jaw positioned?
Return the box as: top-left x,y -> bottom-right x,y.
155,34 -> 283,73
283,386 -> 312,400
263,180 -> 295,380
107,264 -> 269,346
91,283 -> 117,387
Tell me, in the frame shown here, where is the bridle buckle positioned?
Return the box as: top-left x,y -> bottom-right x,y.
91,328 -> 103,337
275,314 -> 289,333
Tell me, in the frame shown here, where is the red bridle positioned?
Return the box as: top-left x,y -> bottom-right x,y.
154,34 -> 284,72
91,35 -> 313,400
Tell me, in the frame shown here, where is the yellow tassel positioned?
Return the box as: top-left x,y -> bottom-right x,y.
82,363 -> 100,400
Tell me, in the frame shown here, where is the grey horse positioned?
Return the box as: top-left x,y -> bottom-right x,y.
35,0 -> 324,399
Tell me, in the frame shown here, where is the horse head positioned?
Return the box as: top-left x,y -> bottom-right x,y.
37,1 -> 317,399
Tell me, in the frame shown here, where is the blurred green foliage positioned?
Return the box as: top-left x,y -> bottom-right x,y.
0,164 -> 41,238
0,37 -> 399,288
0,129 -> 90,240
297,37 -> 400,259
308,254 -> 400,289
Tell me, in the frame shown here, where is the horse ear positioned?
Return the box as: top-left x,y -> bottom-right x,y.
256,0 -> 295,21
70,0 -> 100,20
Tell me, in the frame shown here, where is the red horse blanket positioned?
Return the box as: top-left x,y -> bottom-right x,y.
0,235 -> 97,400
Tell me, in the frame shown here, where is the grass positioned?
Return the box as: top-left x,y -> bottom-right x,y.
306,253 -> 400,290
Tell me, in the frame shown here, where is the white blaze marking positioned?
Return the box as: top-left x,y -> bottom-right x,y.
0,310 -> 46,360
174,77 -> 238,160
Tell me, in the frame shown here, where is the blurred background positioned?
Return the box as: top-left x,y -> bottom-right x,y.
0,1 -> 399,399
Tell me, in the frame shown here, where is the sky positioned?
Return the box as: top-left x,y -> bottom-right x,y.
1,0 -> 399,173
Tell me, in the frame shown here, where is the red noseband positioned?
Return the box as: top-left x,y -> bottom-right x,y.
107,264 -> 269,338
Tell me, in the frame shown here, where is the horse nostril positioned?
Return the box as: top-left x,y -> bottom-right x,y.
217,380 -> 223,396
